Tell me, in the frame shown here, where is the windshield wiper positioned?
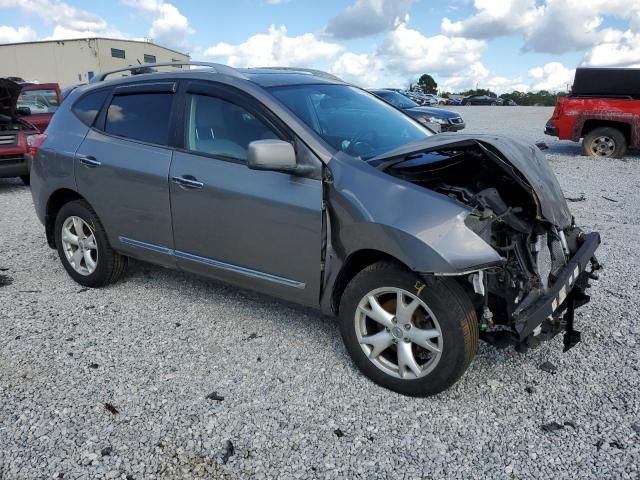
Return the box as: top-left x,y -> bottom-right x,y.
368,153 -> 424,171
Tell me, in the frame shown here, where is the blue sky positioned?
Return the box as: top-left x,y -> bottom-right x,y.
1,0 -> 639,92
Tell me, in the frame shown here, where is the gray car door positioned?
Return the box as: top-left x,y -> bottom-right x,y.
74,82 -> 177,267
169,82 -> 323,306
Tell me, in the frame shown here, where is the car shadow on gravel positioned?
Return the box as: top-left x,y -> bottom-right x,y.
0,177 -> 27,192
544,141 -> 640,160
125,259 -> 339,333
120,259 -> 510,371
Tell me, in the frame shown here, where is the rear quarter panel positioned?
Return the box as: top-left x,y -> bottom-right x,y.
30,89 -> 88,224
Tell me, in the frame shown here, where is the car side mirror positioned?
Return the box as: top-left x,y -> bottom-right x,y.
16,106 -> 31,116
247,140 -> 297,173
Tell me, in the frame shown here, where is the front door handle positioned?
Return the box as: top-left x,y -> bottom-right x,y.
77,155 -> 101,168
171,175 -> 204,190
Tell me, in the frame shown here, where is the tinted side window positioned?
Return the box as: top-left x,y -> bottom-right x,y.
105,93 -> 173,145
72,89 -> 109,126
185,94 -> 278,161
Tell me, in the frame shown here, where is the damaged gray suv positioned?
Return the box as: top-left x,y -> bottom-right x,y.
30,62 -> 601,396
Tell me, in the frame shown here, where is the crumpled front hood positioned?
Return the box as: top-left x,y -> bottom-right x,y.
0,78 -> 20,118
371,132 -> 573,228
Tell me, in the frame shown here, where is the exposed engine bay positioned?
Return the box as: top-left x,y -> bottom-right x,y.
382,141 -> 601,351
0,114 -> 29,132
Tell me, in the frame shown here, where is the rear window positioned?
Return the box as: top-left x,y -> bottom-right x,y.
72,89 -> 109,126
104,93 -> 173,145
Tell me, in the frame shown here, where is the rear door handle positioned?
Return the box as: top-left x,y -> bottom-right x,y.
77,155 -> 101,168
171,175 -> 204,189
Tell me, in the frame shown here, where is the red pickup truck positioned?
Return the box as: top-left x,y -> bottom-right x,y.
545,68 -> 640,158
0,79 -> 62,184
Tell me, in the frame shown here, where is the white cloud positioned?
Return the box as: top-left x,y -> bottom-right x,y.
441,0 -> 640,58
325,0 -> 413,40
522,0 -> 602,54
329,52 -> 385,87
202,25 -> 343,67
377,22 -> 486,76
582,29 -> 640,67
122,0 -> 192,50
0,0 -> 107,33
438,61 -> 572,94
528,62 -> 574,91
0,25 -> 37,43
442,0 -> 538,39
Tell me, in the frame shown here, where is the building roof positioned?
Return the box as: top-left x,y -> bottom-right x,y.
0,37 -> 189,58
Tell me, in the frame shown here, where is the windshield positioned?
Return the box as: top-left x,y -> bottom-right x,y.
270,84 -> 432,160
373,90 -> 418,109
17,88 -> 59,113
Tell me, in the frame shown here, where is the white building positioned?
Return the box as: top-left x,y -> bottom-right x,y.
0,38 -> 190,87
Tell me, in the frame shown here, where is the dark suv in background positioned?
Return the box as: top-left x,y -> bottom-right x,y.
369,89 -> 465,132
30,62 -> 600,396
461,95 -> 503,106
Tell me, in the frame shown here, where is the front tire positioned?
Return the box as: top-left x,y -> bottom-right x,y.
582,127 -> 627,158
54,200 -> 127,288
338,261 -> 478,396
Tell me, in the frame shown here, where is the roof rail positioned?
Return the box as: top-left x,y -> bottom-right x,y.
252,67 -> 344,83
90,61 -> 245,83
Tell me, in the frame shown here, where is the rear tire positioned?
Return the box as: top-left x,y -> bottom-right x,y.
582,127 -> 627,158
338,261 -> 478,396
54,200 -> 127,288
19,175 -> 30,186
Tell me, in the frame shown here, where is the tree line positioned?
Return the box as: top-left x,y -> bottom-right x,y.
409,74 -> 567,106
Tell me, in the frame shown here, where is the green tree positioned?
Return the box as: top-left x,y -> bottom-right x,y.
417,74 -> 438,94
461,88 -> 497,97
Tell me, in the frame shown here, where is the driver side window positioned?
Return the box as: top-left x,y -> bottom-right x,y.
186,94 -> 279,161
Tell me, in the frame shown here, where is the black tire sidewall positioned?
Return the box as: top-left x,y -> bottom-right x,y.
54,200 -> 112,288
583,127 -> 627,158
339,264 -> 476,396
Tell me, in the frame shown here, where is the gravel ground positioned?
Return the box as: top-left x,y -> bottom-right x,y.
1,106 -> 638,479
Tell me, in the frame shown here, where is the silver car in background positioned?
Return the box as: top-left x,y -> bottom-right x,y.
30,62 -> 600,396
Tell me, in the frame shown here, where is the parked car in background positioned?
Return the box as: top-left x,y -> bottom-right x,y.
502,99 -> 517,106
370,89 -> 465,132
30,62 -> 600,396
17,83 -> 62,132
399,91 -> 438,106
545,67 -> 640,158
1,79 -> 61,184
423,94 -> 449,105
462,95 -> 503,106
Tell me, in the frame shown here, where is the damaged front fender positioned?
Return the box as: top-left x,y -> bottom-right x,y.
325,152 -> 504,274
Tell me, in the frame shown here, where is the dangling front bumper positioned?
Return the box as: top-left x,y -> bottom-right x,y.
513,232 -> 601,346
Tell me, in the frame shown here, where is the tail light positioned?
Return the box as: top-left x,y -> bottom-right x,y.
552,97 -> 566,119
26,133 -> 47,158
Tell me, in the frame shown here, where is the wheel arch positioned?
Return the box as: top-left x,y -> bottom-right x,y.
573,111 -> 639,146
45,188 -> 85,248
582,119 -> 632,144
328,249 -> 410,316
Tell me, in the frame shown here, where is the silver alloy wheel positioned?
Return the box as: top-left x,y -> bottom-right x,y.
590,135 -> 616,157
61,216 -> 98,276
355,287 -> 443,379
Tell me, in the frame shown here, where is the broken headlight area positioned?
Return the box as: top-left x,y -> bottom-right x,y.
384,143 -> 601,352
